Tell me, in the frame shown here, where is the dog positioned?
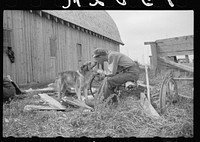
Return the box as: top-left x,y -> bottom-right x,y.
54,61 -> 97,102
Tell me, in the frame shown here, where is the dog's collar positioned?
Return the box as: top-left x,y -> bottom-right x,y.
77,70 -> 84,77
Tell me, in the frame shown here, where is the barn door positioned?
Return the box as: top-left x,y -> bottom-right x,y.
77,44 -> 82,68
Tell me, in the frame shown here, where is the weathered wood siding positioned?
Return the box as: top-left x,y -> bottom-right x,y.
156,35 -> 193,57
145,35 -> 193,75
3,10 -> 120,85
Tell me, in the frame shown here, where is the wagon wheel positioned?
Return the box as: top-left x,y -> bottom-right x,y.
159,76 -> 178,114
89,74 -> 103,97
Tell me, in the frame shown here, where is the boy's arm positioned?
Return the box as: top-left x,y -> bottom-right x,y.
96,55 -> 118,76
107,54 -> 118,75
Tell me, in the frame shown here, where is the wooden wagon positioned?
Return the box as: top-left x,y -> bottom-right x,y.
144,35 -> 193,114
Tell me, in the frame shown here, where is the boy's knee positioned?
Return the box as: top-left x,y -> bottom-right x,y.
107,77 -> 115,88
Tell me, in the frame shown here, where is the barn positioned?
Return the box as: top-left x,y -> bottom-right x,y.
3,10 -> 124,85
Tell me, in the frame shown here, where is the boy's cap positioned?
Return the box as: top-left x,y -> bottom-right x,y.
92,48 -> 107,58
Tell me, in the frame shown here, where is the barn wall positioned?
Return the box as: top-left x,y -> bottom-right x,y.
3,10 -> 120,85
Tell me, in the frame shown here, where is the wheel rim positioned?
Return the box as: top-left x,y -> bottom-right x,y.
89,75 -> 103,97
160,77 -> 178,114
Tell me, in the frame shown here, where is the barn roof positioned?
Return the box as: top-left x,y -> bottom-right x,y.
42,10 -> 124,45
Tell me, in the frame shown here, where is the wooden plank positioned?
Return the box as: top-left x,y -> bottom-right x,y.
61,25 -> 66,71
59,23 -> 64,74
46,18 -> 52,81
55,21 -> 59,76
26,12 -> 33,83
35,15 -> 40,82
87,30 -> 92,63
20,11 -> 28,84
145,65 -> 151,101
159,57 -> 193,73
44,19 -> 49,81
173,78 -> 193,80
32,13 -> 38,83
90,33 -> 95,62
38,93 -> 66,109
42,18 -> 47,81
55,24 -> 59,74
157,43 -> 193,53
156,35 -> 193,46
12,11 -> 20,84
14,11 -> 23,84
20,11 -> 27,84
149,43 -> 158,75
72,27 -> 78,70
28,12 -> 34,83
62,97 -> 94,110
24,105 -> 66,111
140,92 -> 160,119
24,87 -> 55,93
37,15 -> 44,83
65,26 -> 70,71
158,50 -> 193,57
23,11 -> 29,84
3,11 -> 16,81
50,21 -> 57,79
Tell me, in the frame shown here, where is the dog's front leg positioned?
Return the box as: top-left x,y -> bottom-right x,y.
75,87 -> 82,101
58,84 -> 64,101
56,77 -> 62,101
83,87 -> 88,100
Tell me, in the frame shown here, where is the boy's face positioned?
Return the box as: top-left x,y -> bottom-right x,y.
94,56 -> 105,64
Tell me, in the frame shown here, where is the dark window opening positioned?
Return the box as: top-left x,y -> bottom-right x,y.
50,38 -> 57,57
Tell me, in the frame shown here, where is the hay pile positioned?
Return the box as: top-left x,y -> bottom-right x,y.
3,94 -> 193,137
3,69 -> 193,137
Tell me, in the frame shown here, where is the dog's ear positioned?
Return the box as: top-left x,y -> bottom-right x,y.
80,64 -> 86,71
81,62 -> 90,70
80,63 -> 89,72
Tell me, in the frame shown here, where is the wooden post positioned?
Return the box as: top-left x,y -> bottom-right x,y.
145,65 -> 150,101
144,42 -> 158,75
149,56 -> 152,69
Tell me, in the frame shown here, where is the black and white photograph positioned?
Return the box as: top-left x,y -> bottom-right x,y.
3,9 -> 193,138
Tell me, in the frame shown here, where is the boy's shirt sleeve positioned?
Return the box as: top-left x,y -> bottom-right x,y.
107,54 -> 119,75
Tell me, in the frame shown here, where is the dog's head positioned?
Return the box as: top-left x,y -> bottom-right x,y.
79,61 -> 97,75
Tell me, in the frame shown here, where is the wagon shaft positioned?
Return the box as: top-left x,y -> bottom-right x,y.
144,35 -> 193,75
159,57 -> 193,73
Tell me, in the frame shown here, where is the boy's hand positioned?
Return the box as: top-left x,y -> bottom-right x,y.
96,69 -> 106,76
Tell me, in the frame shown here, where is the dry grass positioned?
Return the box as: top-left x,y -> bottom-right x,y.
3,69 -> 193,138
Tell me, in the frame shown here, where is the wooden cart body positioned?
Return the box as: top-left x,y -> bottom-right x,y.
144,35 -> 193,114
144,35 -> 193,75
